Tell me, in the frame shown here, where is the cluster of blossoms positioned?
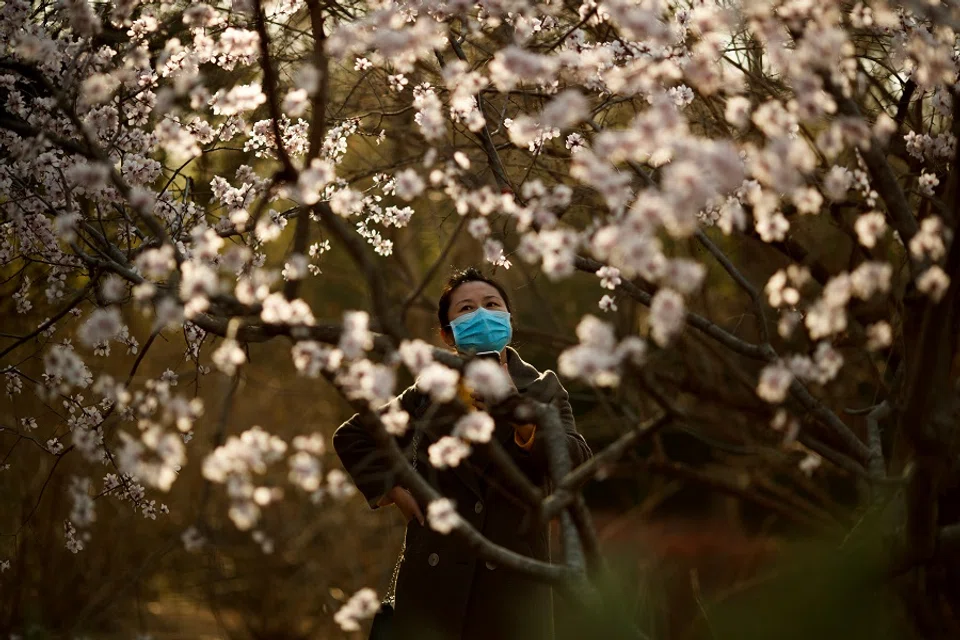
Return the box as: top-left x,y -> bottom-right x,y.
64,520 -> 90,554
287,433 -> 326,493
201,426 -> 288,530
285,433 -> 355,503
596,265 -> 623,311
559,316 -> 647,387
420,356 -> 509,468
41,345 -> 93,395
427,413 -> 494,469
765,260 -> 893,343
117,424 -> 186,493
904,131 -> 956,163
756,341 -> 847,405
909,216 -> 953,302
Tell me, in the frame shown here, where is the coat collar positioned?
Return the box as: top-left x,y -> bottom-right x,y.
504,346 -> 543,392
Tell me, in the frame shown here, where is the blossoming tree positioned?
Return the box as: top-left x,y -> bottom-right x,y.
3,0 -> 960,635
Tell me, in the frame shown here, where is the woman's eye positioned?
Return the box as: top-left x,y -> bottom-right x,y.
486,302 -> 499,308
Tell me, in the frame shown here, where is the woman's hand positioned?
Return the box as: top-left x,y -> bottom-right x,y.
379,486 -> 424,525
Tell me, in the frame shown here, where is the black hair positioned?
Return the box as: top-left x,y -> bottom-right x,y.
437,267 -> 512,334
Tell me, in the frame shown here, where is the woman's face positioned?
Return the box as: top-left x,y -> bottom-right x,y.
447,280 -> 508,322
443,281 -> 508,346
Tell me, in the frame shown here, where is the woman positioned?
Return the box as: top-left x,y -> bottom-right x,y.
333,267 -> 592,640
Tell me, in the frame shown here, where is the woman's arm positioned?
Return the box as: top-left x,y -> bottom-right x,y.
556,383 -> 593,467
332,385 -> 423,509
506,371 -> 592,477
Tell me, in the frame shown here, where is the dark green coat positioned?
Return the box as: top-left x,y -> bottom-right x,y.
333,347 -> 592,640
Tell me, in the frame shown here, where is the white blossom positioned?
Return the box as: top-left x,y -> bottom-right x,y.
599,295 -> 618,312
918,171 -> 939,197
427,498 -> 461,534
201,426 -> 287,529
416,363 -> 460,403
866,321 -> 892,351
909,216 -> 949,261
724,96 -> 752,128
136,245 -> 177,280
78,308 -> 122,348
339,311 -> 373,359
757,363 -> 793,403
464,359 -> 513,402
47,438 -> 65,455
854,211 -> 887,248
211,339 -> 246,375
798,452 -> 822,476
596,266 -> 622,290
116,426 -> 185,492
662,259 -> 706,295
282,253 -> 310,281
283,88 -> 309,117
288,451 -> 323,492
649,289 -> 685,347
428,436 -> 471,468
822,166 -> 853,201
44,345 -> 92,391
211,83 -> 266,116
917,266 -> 950,303
393,169 -> 425,201
399,339 -> 434,375
453,412 -> 495,443
380,402 -> 411,436
297,159 -> 336,205
327,468 -> 357,499
334,588 -> 380,632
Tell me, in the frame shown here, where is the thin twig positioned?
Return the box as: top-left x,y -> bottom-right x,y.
402,214 -> 467,313
695,228 -> 770,344
0,278 -> 98,361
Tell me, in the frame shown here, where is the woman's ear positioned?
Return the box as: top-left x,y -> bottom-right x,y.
440,328 -> 455,348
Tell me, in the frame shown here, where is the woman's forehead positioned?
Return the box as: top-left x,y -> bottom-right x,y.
450,281 -> 502,305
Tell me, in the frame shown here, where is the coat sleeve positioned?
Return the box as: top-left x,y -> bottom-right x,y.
332,385 -> 423,509
507,371 -> 592,479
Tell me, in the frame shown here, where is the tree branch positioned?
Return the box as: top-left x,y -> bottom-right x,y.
541,413 -> 670,521
695,228 -> 770,343
253,0 -> 297,181
826,75 -> 919,252
537,402 -> 586,571
0,277 -> 98,361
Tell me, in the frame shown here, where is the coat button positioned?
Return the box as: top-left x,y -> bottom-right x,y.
428,553 -> 439,567
485,561 -> 496,570
474,501 -> 483,514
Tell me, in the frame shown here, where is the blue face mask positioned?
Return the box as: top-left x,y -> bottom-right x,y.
449,307 -> 512,354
